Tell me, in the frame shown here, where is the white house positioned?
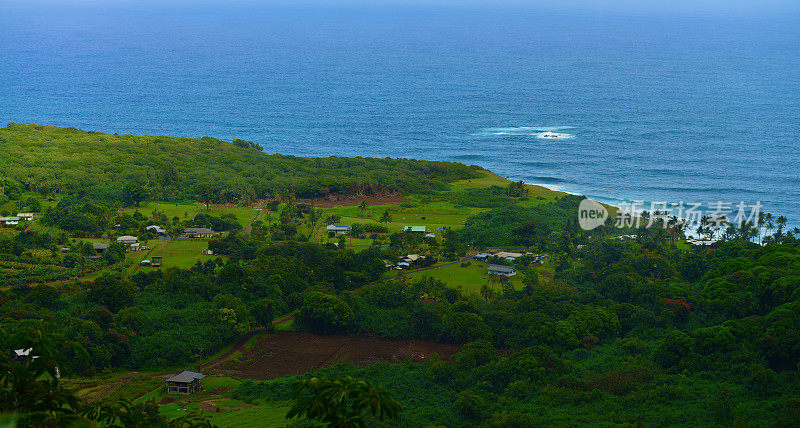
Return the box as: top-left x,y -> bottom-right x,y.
0,217 -> 20,226
488,264 -> 517,277
16,213 -> 35,220
403,225 -> 426,233
117,235 -> 139,245
146,225 -> 166,234
326,225 -> 352,234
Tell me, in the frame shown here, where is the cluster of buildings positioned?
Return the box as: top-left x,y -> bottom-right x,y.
325,224 -> 437,239
473,251 -> 550,278
0,212 -> 35,226
390,253 -> 426,270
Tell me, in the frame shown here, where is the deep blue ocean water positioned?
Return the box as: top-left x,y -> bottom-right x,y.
2,4 -> 799,224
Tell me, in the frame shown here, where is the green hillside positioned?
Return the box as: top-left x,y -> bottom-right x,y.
0,123 -> 482,203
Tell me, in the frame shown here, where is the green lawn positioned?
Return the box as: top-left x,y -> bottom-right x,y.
402,260 -> 523,295
122,202 -> 262,229
321,200 -> 483,241
146,239 -> 219,269
207,402 -> 292,428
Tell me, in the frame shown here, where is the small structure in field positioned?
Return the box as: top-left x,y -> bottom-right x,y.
0,217 -> 20,226
202,248 -> 214,255
403,225 -> 426,234
146,225 -> 166,234
488,264 -> 517,277
326,225 -> 351,235
164,370 -> 205,394
92,243 -> 110,253
16,213 -> 35,220
151,256 -> 162,267
495,251 -> 524,261
184,227 -> 215,238
117,235 -> 138,245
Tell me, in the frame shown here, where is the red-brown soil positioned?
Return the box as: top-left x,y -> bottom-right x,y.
207,331 -> 460,380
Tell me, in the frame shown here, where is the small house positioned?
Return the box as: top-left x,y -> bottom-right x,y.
495,251 -> 523,261
163,370 -> 205,394
92,243 -> 110,253
184,227 -> 215,238
140,259 -> 151,266
0,217 -> 20,226
146,225 -> 166,234
473,253 -> 492,261
151,256 -> 162,267
16,213 -> 34,220
326,225 -> 352,235
117,235 -> 138,245
202,249 -> 214,255
425,232 -> 436,239
403,226 -> 426,234
488,264 -> 517,277
12,348 -> 34,361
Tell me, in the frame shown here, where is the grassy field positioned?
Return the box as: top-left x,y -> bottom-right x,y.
401,260 -> 523,295
122,202 -> 263,229
206,402 -> 292,428
322,200 -> 482,234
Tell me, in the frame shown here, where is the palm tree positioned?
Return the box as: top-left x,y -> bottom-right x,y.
480,284 -> 494,301
380,209 -> 392,224
776,215 -> 788,235
287,376 -> 402,427
765,213 -> 775,238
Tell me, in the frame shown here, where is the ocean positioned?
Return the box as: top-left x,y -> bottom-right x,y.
1,4 -> 799,225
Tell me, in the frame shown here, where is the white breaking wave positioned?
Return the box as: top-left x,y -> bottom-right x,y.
473,126 -> 575,139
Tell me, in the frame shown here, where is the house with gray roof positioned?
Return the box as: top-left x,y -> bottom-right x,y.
487,264 -> 517,277
92,242 -> 110,253
184,227 -> 215,238
326,225 -> 352,234
163,370 -> 205,394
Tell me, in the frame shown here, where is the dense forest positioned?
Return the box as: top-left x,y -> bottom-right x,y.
0,123 -> 482,204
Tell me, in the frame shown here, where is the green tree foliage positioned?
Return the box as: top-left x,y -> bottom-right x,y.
295,292 -> 355,334
287,376 -> 402,427
0,123 -> 481,203
250,299 -> 275,332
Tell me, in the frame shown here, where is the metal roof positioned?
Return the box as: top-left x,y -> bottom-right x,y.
488,264 -> 516,273
163,370 -> 206,383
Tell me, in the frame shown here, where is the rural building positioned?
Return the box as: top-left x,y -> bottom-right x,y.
184,227 -> 215,238
0,217 -> 20,226
116,235 -> 139,245
12,348 -> 34,361
92,243 -> 110,253
403,226 -> 426,233
488,264 -> 517,277
473,253 -> 492,261
16,213 -> 34,220
495,251 -> 524,261
405,254 -> 423,262
163,370 -> 205,394
151,256 -> 162,267
326,225 -> 352,234
425,232 -> 436,238
146,225 -> 166,234
202,248 -> 214,255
